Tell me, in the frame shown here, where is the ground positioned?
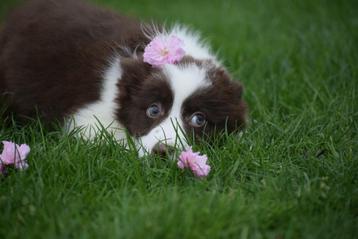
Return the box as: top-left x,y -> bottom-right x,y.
0,0 -> 357,238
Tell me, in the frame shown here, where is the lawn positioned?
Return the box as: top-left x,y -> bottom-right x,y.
0,0 -> 357,238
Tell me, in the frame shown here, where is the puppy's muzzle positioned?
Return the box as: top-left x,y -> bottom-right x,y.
152,142 -> 176,157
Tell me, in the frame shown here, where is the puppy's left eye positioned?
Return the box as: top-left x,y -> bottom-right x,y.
189,112 -> 206,127
146,103 -> 163,118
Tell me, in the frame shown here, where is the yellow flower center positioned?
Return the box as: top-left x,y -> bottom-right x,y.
160,48 -> 169,56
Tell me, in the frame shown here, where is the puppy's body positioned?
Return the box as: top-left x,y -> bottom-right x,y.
0,0 -> 146,121
0,0 -> 246,155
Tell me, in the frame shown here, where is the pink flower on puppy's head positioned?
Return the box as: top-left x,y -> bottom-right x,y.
178,147 -> 211,178
0,141 -> 30,172
143,35 -> 185,67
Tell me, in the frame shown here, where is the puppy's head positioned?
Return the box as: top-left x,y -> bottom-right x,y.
116,55 -> 246,156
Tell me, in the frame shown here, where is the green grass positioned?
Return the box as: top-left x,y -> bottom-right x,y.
1,0 -> 357,238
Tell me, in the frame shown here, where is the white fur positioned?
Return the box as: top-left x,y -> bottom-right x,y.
169,25 -> 218,62
66,57 -> 126,141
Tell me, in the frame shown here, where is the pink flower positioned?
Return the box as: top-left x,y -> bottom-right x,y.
143,35 -> 185,67
178,147 -> 211,178
0,141 -> 30,172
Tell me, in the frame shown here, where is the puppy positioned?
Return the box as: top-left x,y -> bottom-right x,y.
0,0 -> 247,156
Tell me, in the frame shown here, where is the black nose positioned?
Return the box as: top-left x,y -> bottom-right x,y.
152,143 -> 175,157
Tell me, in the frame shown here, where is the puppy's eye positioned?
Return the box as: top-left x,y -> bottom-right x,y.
189,112 -> 206,127
146,103 -> 163,118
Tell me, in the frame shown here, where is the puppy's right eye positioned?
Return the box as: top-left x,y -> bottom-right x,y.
146,103 -> 163,118
189,112 -> 206,127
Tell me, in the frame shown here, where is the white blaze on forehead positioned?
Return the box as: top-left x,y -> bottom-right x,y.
164,64 -> 211,113
137,64 -> 211,156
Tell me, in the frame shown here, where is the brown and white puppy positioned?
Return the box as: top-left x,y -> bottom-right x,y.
0,0 -> 247,156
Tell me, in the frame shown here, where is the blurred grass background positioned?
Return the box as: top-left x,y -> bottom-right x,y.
0,0 -> 357,238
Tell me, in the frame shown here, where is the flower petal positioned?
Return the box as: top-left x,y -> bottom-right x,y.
177,147 -> 210,177
177,160 -> 185,169
0,141 -> 30,170
18,144 -> 31,160
144,35 -> 185,67
1,141 -> 19,165
15,160 -> 29,170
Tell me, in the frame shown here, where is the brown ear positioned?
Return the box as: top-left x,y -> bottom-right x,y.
227,80 -> 247,129
207,67 -> 247,130
118,57 -> 152,95
208,67 -> 231,82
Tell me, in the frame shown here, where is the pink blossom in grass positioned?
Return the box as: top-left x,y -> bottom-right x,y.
0,141 -> 30,172
178,147 -> 211,178
143,35 -> 185,67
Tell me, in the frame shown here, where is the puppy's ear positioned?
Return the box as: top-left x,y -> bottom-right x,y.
117,57 -> 153,101
207,67 -> 247,130
120,57 -> 152,86
209,67 -> 244,100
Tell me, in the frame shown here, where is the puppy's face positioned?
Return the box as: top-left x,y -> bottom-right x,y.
116,57 -> 246,156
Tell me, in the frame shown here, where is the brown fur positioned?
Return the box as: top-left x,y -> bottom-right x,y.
0,0 -> 148,122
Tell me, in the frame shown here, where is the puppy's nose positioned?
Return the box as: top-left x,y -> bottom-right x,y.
152,143 -> 175,157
